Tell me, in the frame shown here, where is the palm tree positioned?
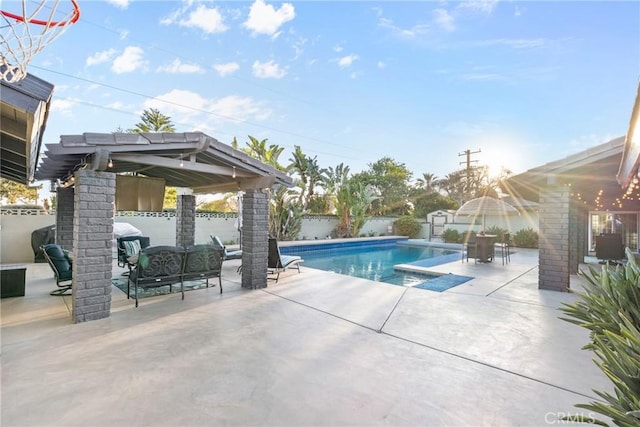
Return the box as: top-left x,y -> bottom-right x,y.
417,172 -> 438,193
288,146 -> 327,208
130,108 -> 176,133
243,136 -> 285,170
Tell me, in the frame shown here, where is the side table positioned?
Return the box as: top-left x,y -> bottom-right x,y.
1,264 -> 27,298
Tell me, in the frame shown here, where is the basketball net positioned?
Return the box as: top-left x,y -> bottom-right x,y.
1,0 -> 80,83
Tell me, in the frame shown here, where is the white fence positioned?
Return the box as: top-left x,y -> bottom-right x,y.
1,210 -> 430,263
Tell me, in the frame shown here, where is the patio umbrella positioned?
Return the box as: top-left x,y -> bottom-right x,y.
455,196 -> 519,231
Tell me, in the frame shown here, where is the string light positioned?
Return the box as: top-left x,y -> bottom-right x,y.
180,155 -> 184,167
232,166 -> 236,178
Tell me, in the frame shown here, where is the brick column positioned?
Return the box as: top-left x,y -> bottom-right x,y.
56,186 -> 74,250
72,170 -> 115,323
568,199 -> 587,275
176,194 -> 196,247
241,189 -> 269,289
538,184 -> 570,292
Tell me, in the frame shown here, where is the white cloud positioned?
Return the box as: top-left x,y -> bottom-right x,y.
144,89 -> 208,117
473,38 -> 546,49
457,0 -> 498,15
377,61 -> 386,69
337,54 -> 358,68
210,95 -> 272,121
142,90 -> 271,124
86,49 -> 117,67
112,46 -> 147,74
252,60 -> 287,78
156,59 -> 205,74
377,16 -> 431,39
50,98 -> 77,114
213,62 -> 240,77
162,4 -> 228,34
433,8 -> 455,31
244,0 -> 295,37
333,45 -> 344,53
105,0 -> 129,9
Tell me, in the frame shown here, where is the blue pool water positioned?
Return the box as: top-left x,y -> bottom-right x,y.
283,243 -> 460,288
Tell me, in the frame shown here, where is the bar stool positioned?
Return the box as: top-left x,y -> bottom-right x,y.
495,233 -> 511,265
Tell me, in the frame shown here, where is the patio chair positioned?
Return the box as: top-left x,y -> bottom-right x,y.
210,235 -> 242,260
117,236 -> 150,268
462,232 -> 478,263
494,233 -> 511,265
41,244 -> 73,295
183,244 -> 225,293
267,238 -> 303,283
595,233 -> 625,265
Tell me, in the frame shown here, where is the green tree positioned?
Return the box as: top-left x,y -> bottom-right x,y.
415,172 -> 438,193
328,164 -> 379,237
242,135 -> 285,171
288,145 -> 326,210
359,157 -> 412,216
0,178 -> 40,204
411,191 -> 458,218
197,194 -> 236,212
163,187 -> 178,209
130,108 -> 176,133
269,186 -> 303,240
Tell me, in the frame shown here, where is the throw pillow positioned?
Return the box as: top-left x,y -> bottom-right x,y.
123,240 -> 141,257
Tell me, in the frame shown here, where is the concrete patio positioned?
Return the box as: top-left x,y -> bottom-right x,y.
1,247 -> 608,426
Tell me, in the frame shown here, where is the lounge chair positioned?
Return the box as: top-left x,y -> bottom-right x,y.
41,244 -> 73,295
267,238 -> 303,283
210,235 -> 242,260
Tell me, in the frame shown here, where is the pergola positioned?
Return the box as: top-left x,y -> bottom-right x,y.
31,132 -> 293,322
2,73 -> 295,323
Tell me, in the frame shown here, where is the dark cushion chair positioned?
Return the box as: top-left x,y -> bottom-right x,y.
267,238 -> 303,283
117,236 -> 150,268
595,233 -> 625,264
41,244 -> 73,295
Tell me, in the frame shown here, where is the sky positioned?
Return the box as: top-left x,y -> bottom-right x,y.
11,0 -> 640,192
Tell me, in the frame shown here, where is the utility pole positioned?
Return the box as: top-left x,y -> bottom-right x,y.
459,148 -> 481,200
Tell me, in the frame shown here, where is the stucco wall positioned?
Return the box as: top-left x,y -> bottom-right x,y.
0,211 -> 411,263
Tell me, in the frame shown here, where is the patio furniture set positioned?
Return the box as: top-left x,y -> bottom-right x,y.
39,235 -> 303,307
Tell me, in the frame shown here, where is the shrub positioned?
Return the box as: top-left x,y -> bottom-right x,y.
513,228 -> 538,248
393,215 -> 421,238
442,228 -> 461,243
559,249 -> 640,426
485,226 -> 509,242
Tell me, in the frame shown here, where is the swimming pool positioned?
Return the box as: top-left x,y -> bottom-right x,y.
281,240 -> 463,289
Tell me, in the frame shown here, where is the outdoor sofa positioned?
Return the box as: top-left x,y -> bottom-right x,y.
127,244 -> 224,307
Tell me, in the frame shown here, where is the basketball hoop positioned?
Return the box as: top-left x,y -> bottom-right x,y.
1,0 -> 80,83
